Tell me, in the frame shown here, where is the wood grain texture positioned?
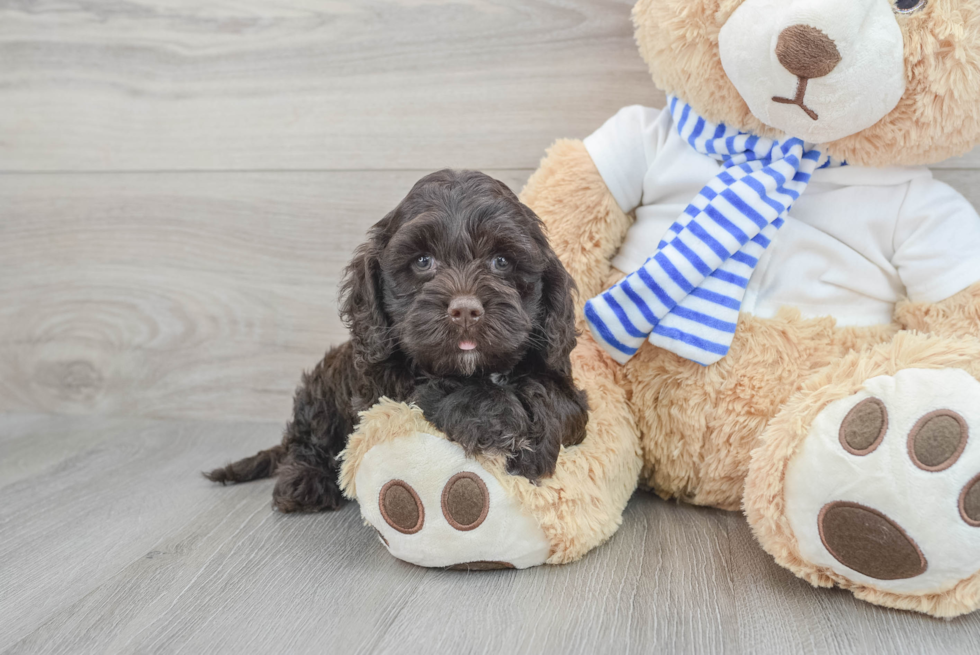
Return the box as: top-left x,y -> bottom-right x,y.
0,413 -> 279,648
3,414 -> 980,655
0,0 -> 660,172
3,0 -> 975,173
2,168 -> 977,424
0,170 -> 529,422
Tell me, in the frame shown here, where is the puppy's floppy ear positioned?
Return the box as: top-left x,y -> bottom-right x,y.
535,239 -> 579,375
484,178 -> 579,371
340,211 -> 397,370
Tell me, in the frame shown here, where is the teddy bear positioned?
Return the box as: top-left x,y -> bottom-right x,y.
339,0 -> 980,618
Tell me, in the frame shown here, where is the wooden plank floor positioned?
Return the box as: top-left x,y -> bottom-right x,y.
2,1 -> 980,653
4,412 -> 980,655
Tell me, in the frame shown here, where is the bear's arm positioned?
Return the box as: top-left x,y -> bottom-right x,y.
893,176 -> 980,338
520,139 -> 635,310
895,282 -> 980,339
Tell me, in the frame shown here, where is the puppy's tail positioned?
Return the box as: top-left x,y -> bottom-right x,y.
204,445 -> 285,484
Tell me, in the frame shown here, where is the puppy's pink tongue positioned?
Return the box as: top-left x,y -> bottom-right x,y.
459,340 -> 477,351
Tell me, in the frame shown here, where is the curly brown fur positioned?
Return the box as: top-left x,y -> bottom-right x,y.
205,170 -> 588,511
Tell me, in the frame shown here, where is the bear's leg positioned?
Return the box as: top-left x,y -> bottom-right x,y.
349,427 -> 552,570
745,331 -> 980,617
896,281 -> 980,340
339,336 -> 642,569
624,309 -> 894,510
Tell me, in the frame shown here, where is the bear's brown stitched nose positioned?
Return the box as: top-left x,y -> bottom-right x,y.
776,24 -> 842,80
448,296 -> 484,328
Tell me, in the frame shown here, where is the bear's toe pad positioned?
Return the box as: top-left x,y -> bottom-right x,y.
784,368 -> 980,596
353,432 -> 550,570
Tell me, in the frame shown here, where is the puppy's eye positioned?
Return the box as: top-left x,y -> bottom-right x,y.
491,255 -> 511,272
893,0 -> 926,13
414,255 -> 433,271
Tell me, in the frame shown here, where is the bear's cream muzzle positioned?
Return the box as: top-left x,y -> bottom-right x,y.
718,0 -> 907,144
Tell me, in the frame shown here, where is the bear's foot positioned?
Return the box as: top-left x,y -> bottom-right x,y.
350,431 -> 550,570
746,334 -> 980,617
340,379 -> 642,569
785,368 -> 980,591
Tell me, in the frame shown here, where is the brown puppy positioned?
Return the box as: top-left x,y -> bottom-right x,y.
206,170 -> 588,512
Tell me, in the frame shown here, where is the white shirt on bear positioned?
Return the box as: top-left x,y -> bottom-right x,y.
584,105 -> 980,327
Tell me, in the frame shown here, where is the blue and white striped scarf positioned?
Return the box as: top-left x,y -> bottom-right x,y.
585,96 -> 845,366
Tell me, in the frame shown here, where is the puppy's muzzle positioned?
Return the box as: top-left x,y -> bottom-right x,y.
448,296 -> 484,330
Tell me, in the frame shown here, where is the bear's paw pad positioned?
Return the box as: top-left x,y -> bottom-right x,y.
354,432 -> 550,570
785,368 -> 980,594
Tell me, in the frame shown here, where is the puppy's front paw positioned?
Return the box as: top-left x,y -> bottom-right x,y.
433,389 -> 530,456
506,447 -> 557,484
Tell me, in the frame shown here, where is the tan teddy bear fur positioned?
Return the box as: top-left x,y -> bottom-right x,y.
632,0 -> 980,166
520,0 -> 980,616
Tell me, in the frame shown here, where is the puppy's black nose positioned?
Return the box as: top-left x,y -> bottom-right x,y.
448,296 -> 484,328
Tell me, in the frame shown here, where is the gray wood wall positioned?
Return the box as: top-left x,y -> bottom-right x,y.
1,0 -> 977,425
0,0 -> 655,423
4,3 -> 980,653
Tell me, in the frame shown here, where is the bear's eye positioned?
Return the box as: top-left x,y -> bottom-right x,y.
893,0 -> 926,13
